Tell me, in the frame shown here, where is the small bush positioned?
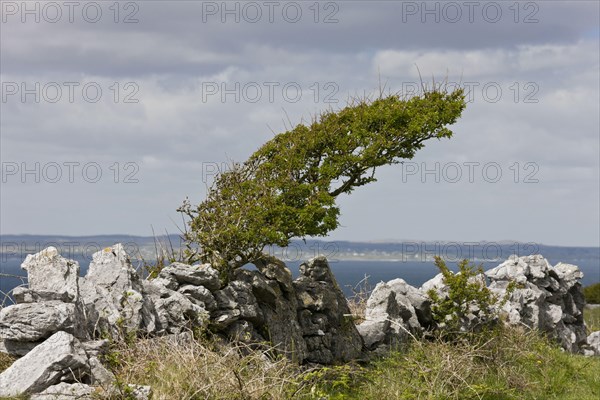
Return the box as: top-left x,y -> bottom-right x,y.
584,282 -> 600,304
427,257 -> 508,335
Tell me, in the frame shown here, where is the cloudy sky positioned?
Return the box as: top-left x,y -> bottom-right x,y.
1,1 -> 598,247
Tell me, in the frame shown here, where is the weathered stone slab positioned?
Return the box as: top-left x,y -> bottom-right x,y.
0,331 -> 89,397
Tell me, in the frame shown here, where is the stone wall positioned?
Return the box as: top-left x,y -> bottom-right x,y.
0,244 -> 364,397
1,246 -> 598,398
357,254 -> 599,356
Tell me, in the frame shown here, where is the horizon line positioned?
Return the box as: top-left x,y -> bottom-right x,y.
0,233 -> 598,249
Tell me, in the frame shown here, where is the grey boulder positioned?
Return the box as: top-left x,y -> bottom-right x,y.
20,247 -> 80,303
294,257 -> 364,363
357,279 -> 426,350
486,255 -> 588,353
30,383 -> 94,399
80,244 -> 155,337
159,262 -> 221,291
143,279 -> 209,334
0,331 -> 89,397
586,331 -> 600,356
0,302 -> 79,342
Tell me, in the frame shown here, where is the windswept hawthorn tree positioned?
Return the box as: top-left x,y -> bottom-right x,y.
179,88 -> 466,279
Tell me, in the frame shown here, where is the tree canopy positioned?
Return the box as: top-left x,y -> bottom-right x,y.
179,88 -> 466,277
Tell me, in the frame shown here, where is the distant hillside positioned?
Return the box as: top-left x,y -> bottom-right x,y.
1,234 -> 598,265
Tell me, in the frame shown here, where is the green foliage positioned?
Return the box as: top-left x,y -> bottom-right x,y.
583,282 -> 600,304
427,256 -> 508,335
584,305 -> 600,333
180,88 -> 466,277
297,364 -> 366,399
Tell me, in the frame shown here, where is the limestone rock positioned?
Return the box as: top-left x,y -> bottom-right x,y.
234,265 -> 307,362
20,247 -> 80,303
81,339 -> 109,358
0,331 -> 89,397
89,356 -> 115,386
178,284 -> 218,311
1,247 -> 87,352
554,262 -> 584,291
80,244 -> 155,337
487,255 -> 588,353
485,255 -> 530,285
143,280 -> 208,334
0,302 -> 79,342
159,262 -> 221,291
357,279 -> 425,350
356,319 -> 389,349
356,283 -> 396,349
152,276 -> 179,291
294,257 -> 363,363
12,286 -> 35,304
125,384 -> 152,400
585,331 -> 600,356
387,278 -> 433,328
420,273 -> 446,294
213,281 -> 262,328
0,339 -> 38,356
225,320 -> 264,342
30,383 -> 94,399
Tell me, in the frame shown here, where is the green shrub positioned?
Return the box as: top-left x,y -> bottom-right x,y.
427,256 -> 510,335
583,282 -> 600,304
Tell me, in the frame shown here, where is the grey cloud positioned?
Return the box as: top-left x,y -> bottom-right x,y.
0,0 -> 598,246
1,1 -> 598,77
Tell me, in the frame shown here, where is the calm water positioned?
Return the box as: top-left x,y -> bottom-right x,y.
2,256 -> 599,300
287,259 -> 600,296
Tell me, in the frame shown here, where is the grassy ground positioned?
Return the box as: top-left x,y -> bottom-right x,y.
96,323 -> 600,400
305,326 -> 600,400
584,305 -> 600,333
103,335 -> 302,399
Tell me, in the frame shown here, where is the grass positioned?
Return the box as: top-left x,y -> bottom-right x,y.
103,333 -> 304,399
345,274 -> 372,324
583,283 -> 600,304
584,305 -> 600,333
0,325 -> 597,400
302,325 -> 600,400
94,324 -> 600,400
0,353 -> 16,374
1,299 -> 599,399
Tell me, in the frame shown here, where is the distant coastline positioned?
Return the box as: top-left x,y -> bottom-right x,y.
1,235 -> 599,300
1,234 -> 599,264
